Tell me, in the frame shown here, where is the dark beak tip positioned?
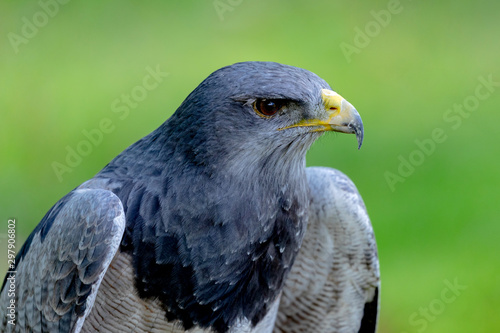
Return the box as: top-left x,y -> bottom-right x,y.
355,116 -> 364,150
349,121 -> 364,150
357,134 -> 363,150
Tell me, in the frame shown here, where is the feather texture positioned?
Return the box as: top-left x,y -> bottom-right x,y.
275,167 -> 379,333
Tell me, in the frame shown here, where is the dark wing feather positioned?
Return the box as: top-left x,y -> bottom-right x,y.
0,189 -> 126,333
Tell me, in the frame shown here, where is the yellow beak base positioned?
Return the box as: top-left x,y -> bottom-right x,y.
279,89 -> 364,149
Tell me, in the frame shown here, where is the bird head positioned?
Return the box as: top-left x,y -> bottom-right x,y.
169,62 -> 363,175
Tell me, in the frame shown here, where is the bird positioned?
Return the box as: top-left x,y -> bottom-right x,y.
0,61 -> 379,333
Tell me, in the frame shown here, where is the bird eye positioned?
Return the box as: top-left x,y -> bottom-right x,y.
254,99 -> 285,117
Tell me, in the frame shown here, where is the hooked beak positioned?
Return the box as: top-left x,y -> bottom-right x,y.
279,89 -> 364,149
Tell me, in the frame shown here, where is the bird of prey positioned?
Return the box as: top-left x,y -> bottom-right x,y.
1,61 -> 379,333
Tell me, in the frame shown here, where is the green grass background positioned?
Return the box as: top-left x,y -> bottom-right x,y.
1,0 -> 499,332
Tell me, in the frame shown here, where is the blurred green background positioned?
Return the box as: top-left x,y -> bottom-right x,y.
1,0 -> 499,332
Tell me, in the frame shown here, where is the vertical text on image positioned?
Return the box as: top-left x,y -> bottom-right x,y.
5,218 -> 17,326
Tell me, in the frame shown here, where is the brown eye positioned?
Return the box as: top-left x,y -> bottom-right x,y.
254,99 -> 285,117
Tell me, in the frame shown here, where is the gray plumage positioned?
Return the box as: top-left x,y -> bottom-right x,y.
0,190 -> 125,332
274,167 -> 379,333
1,61 -> 378,333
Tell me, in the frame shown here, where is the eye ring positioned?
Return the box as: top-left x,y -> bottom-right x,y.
253,99 -> 286,117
